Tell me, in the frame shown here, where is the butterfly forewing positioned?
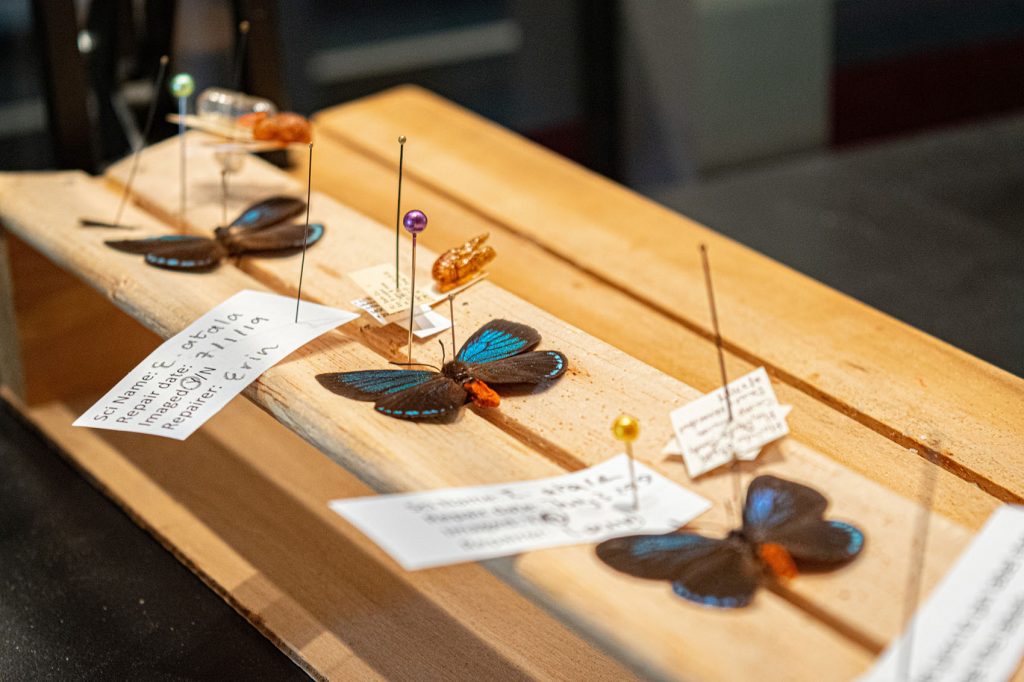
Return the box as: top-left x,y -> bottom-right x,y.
106,235 -> 226,270
230,222 -> 324,254
316,369 -> 435,401
470,351 -> 567,384
224,196 -> 306,235
456,320 -> 541,364
374,374 -> 468,420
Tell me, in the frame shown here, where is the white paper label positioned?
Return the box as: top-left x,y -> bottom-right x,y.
395,304 -> 452,339
329,455 -> 711,570
859,505 -> 1024,682
74,290 -> 358,440
663,405 -> 792,460
349,263 -> 486,323
669,367 -> 789,478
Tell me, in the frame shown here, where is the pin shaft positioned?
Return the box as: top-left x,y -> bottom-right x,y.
407,234 -> 417,361
114,56 -> 168,227
294,142 -> 314,323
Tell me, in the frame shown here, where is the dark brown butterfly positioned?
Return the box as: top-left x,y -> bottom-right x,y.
104,196 -> 323,271
596,475 -> 864,608
316,319 -> 567,421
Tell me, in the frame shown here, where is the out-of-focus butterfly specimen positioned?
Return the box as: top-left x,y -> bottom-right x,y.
104,196 -> 323,271
596,475 -> 864,608
432,233 -> 496,291
316,319 -> 567,421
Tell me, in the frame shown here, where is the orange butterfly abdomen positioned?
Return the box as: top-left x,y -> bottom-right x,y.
464,379 -> 500,408
759,543 -> 798,581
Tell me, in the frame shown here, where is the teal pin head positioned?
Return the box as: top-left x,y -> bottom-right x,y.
169,73 -> 195,98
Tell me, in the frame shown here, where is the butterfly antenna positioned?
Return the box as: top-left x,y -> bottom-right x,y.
700,244 -> 742,525
438,339 -> 446,366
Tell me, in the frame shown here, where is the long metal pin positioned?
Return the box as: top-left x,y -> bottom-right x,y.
112,55 -> 168,228
899,450 -> 938,681
294,142 -> 314,323
448,293 -> 457,357
626,441 -> 639,511
232,20 -> 251,91
221,169 -> 228,227
699,244 -> 741,522
395,135 -> 406,289
407,233 -> 418,360
177,95 -> 187,227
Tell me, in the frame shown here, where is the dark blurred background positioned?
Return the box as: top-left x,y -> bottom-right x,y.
4,1 -> 1023,379
1,2 -> 1022,678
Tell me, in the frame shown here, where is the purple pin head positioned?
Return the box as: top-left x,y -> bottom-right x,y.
403,209 -> 427,234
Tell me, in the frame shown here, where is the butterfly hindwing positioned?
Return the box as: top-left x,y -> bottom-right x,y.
456,320 -> 541,364
316,369 -> 435,401
106,235 -> 226,270
743,475 -> 864,565
470,350 -> 567,384
230,222 -> 325,254
373,374 -> 468,420
597,532 -> 761,608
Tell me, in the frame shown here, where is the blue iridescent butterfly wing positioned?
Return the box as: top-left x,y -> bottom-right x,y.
743,475 -> 864,564
316,369 -> 435,401
597,532 -> 761,608
105,235 -> 226,270
228,222 -> 325,255
223,196 -> 305,235
456,320 -> 540,364
470,351 -> 567,384
372,374 -> 468,421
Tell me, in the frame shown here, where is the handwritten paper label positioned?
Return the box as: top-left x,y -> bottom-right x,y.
349,263 -> 487,324
663,405 -> 792,460
74,290 -> 357,440
859,505 -> 1024,682
669,367 -> 789,478
329,455 -> 711,570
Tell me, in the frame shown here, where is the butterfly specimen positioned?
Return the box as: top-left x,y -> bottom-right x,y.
104,196 -> 323,271
596,475 -> 864,608
316,319 -> 567,421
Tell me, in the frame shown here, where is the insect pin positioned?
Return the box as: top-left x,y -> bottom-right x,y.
432,233 -> 496,291
612,414 -> 641,511
104,195 -> 324,271
402,209 -> 427,362
316,319 -> 567,422
169,72 -> 195,228
596,475 -> 864,608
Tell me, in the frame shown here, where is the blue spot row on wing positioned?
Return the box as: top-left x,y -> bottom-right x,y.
672,581 -> 750,608
306,223 -> 325,245
829,521 -> 864,557
240,208 -> 261,225
377,406 -> 448,417
629,533 -> 713,558
458,329 -> 529,364
146,253 -> 207,268
544,351 -> 564,377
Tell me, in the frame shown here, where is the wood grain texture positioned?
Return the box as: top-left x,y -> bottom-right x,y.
96,137 -> 973,660
312,85 -> 1024,506
284,130 -> 1000,532
0,228 -> 25,398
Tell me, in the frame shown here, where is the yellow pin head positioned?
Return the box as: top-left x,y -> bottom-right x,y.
612,414 -> 639,442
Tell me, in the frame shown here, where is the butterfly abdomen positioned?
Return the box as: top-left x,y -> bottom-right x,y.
759,542 -> 798,581
464,379 -> 500,408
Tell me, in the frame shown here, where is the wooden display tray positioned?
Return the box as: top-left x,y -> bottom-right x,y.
1,86 -> 1022,681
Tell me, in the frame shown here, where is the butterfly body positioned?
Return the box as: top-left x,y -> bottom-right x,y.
596,475 -> 864,608
316,320 -> 567,421
105,196 -> 323,271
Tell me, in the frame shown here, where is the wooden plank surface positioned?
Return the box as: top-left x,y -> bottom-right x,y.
312,85 -> 1024,506
92,134 -> 976,662
285,129 -> 1000,532
0,111 -> 995,678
